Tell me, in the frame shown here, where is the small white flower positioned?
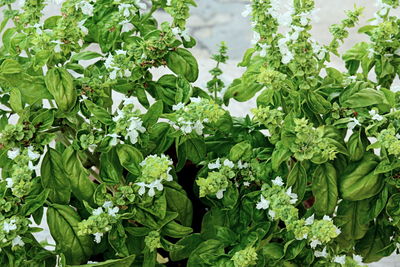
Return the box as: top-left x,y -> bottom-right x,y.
27,146 -> 40,161
7,148 -> 20,160
5,178 -> 14,189
12,236 -> 24,247
102,201 -> 113,209
259,43 -> 270,57
243,181 -> 250,187
335,226 -> 341,235
314,247 -> 328,258
369,110 -> 384,121
193,120 -> 204,135
118,3 -> 132,17
179,28 -> 191,42
106,133 -> 120,146
208,158 -> 221,170
223,159 -> 234,168
322,215 -> 332,221
347,117 -> 361,130
241,4 -> 252,17
51,40 -> 63,53
124,69 -> 131,77
92,207 -> 103,216
172,102 -> 185,111
76,1 -> 94,16
3,220 -> 17,233
134,0 -> 146,10
108,206 -> 119,217
237,160 -> 248,169
256,195 -> 270,210
127,130 -> 139,144
333,255 -> 346,265
390,85 -> 400,93
115,49 -> 127,56
136,182 -> 147,196
172,27 -> 180,35
216,188 -> 226,199
28,161 -> 38,172
353,254 -> 363,264
278,11 -> 293,26
49,0 -> 65,4
310,239 -> 322,248
305,214 -> 314,226
119,19 -> 131,33
104,54 -> 114,69
78,20 -> 89,35
180,122 -> 193,134
190,97 -> 201,103
300,16 -> 308,26
268,210 -> 276,219
251,31 -> 261,45
282,52 -> 294,64
272,176 -> 284,187
109,69 -> 118,80
286,187 -> 298,204
93,232 -> 103,243
33,23 -> 43,35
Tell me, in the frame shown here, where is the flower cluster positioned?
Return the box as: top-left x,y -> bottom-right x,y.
376,126 -> 400,156
108,98 -> 146,146
0,216 -> 30,250
144,231 -> 162,251
135,154 -> 173,197
164,0 -> 195,28
231,246 -> 258,267
256,177 -> 341,247
290,118 -> 337,162
104,50 -> 134,80
251,106 -> 284,142
0,124 -> 35,149
113,185 -> 136,206
78,201 -> 120,243
196,159 -> 235,199
2,147 -> 40,198
256,67 -> 287,89
171,97 -> 225,135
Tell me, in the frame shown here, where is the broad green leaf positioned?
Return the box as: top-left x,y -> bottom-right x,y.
47,204 -> 94,265
41,148 -> 71,204
341,88 -> 387,108
187,240 -> 225,267
170,233 -> 203,262
335,200 -> 370,241
70,51 -> 103,62
0,59 -> 22,74
166,48 -> 199,82
84,100 -> 113,125
9,88 -> 23,112
62,147 -> 96,205
116,144 -> 143,176
287,162 -> 307,203
142,100 -> 163,128
67,254 -> 135,267
165,185 -> 193,226
312,163 -> 338,215
45,67 -> 77,112
271,141 -> 291,171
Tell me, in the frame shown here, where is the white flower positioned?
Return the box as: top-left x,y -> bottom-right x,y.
216,188 -> 226,199
93,232 -> 103,244
28,161 -> 39,172
12,236 -> 24,247
305,214 -> 314,226
104,54 -> 114,69
208,158 -> 221,170
109,69 -> 118,80
278,11 -> 293,26
106,133 -> 120,146
7,148 -> 20,160
51,40 -> 63,53
49,0 -> 64,4
115,49 -> 127,56
243,181 -> 250,187
136,182 -> 147,195
310,239 -> 322,248
92,207 -> 103,216
333,255 -> 346,265
190,97 -> 201,103
76,1 -> 94,16
335,226 -> 341,235
237,160 -> 248,169
282,52 -> 294,64
272,176 -> 284,187
134,0 -> 146,10
369,110 -> 384,121
102,201 -> 113,209
172,102 -> 185,111
27,146 -> 40,161
223,159 -> 234,168
107,206 -> 119,217
33,23 -> 43,35
314,247 -> 328,258
5,178 -> 14,188
180,28 -> 191,42
3,220 -> 17,233
286,187 -> 298,204
193,120 -> 204,135
118,3 -> 132,17
180,121 -> 193,134
149,179 -> 164,197
251,31 -> 261,45
259,43 -> 270,57
78,20 -> 89,35
353,254 -> 363,264
268,210 -> 276,219
124,69 -> 131,77
256,195 -> 270,210
241,4 -> 252,18
347,117 -> 361,130
300,16 -> 308,26
322,215 -> 332,221
390,85 -> 400,93
119,19 -> 131,33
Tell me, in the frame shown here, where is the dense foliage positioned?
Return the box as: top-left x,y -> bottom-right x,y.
0,0 -> 400,266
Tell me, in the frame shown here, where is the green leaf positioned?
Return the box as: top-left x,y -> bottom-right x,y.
165,185 -> 193,226
62,147 -> 96,205
0,59 -> 22,74
31,109 -> 54,130
229,141 -> 252,162
47,204 -> 93,265
166,48 -> 199,82
142,100 -> 163,128
116,144 -> 143,176
100,148 -> 123,185
45,67 -> 77,112
386,193 -> 400,227
162,220 -> 193,238
84,100 -> 113,125
335,199 -> 370,241
176,137 -> 206,170
108,222 -> 129,257
170,233 -> 203,262
70,51 -> 103,62
271,141 -> 291,171
67,255 -> 135,267
20,189 -> 50,216
287,162 -> 307,203
341,88 -> 387,108
312,163 -> 338,215
9,88 -> 23,112
41,148 -> 71,204
187,240 -> 225,267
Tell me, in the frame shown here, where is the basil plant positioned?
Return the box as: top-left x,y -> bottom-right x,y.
1,0 -> 400,265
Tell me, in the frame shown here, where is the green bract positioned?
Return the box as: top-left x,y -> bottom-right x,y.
0,0 -> 400,266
